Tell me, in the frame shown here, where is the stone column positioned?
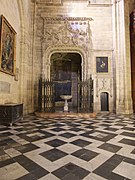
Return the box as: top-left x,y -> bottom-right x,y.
114,0 -> 133,114
18,0 -> 33,114
87,20 -> 93,79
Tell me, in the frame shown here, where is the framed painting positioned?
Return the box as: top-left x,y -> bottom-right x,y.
96,57 -> 108,73
0,15 -> 16,75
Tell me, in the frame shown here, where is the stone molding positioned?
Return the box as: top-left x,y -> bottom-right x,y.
42,46 -> 87,80
43,16 -> 93,21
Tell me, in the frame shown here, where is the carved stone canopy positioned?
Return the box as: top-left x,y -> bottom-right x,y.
41,15 -> 93,80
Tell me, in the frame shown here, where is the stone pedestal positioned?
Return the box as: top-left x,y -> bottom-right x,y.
60,95 -> 72,112
64,99 -> 69,112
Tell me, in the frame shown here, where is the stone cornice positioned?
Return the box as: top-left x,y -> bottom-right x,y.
87,3 -> 113,7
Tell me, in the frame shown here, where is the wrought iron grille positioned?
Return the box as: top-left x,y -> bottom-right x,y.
77,76 -> 93,113
38,78 -> 55,112
38,76 -> 93,113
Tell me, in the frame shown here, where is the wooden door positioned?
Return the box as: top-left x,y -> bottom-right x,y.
101,92 -> 109,111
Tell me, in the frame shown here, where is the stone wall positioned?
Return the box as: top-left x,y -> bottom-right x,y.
0,0 -> 35,114
0,0 -> 21,104
34,0 -> 114,112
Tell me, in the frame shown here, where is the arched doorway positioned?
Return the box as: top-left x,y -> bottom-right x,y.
100,92 -> 109,111
50,53 -> 82,112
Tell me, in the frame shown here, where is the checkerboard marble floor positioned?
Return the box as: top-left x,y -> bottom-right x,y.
0,113 -> 135,180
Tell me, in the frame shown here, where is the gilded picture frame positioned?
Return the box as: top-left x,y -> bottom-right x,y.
0,15 -> 16,75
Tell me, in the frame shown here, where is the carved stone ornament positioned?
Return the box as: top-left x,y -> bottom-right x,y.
96,78 -> 112,97
41,16 -> 93,80
43,16 -> 93,22
14,68 -> 19,81
42,16 -> 93,52
62,36 -> 70,44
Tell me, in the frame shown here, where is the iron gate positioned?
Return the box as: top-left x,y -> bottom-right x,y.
38,76 -> 93,113
38,78 -> 55,112
77,76 -> 93,113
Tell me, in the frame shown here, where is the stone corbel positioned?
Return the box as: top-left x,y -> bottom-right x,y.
14,68 -> 19,81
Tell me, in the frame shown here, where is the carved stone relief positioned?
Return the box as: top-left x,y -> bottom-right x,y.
42,17 -> 93,52
41,16 -> 93,80
96,78 -> 112,97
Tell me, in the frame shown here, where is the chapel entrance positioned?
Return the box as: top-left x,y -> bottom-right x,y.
38,53 -> 93,113
50,53 -> 81,112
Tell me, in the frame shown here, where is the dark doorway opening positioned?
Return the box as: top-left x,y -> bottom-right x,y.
100,92 -> 109,111
50,53 -> 81,112
130,11 -> 135,112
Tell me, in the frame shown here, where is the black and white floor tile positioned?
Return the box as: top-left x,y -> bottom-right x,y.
0,113 -> 135,179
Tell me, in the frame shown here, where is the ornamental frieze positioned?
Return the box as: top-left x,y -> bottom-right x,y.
43,16 -> 93,22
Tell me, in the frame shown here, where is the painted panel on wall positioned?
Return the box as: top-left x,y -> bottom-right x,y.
96,57 -> 108,73
0,15 -> 16,75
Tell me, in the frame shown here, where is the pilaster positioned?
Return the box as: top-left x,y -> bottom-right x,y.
115,0 -> 133,114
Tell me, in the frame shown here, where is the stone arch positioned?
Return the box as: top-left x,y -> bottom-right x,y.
42,46 -> 87,81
